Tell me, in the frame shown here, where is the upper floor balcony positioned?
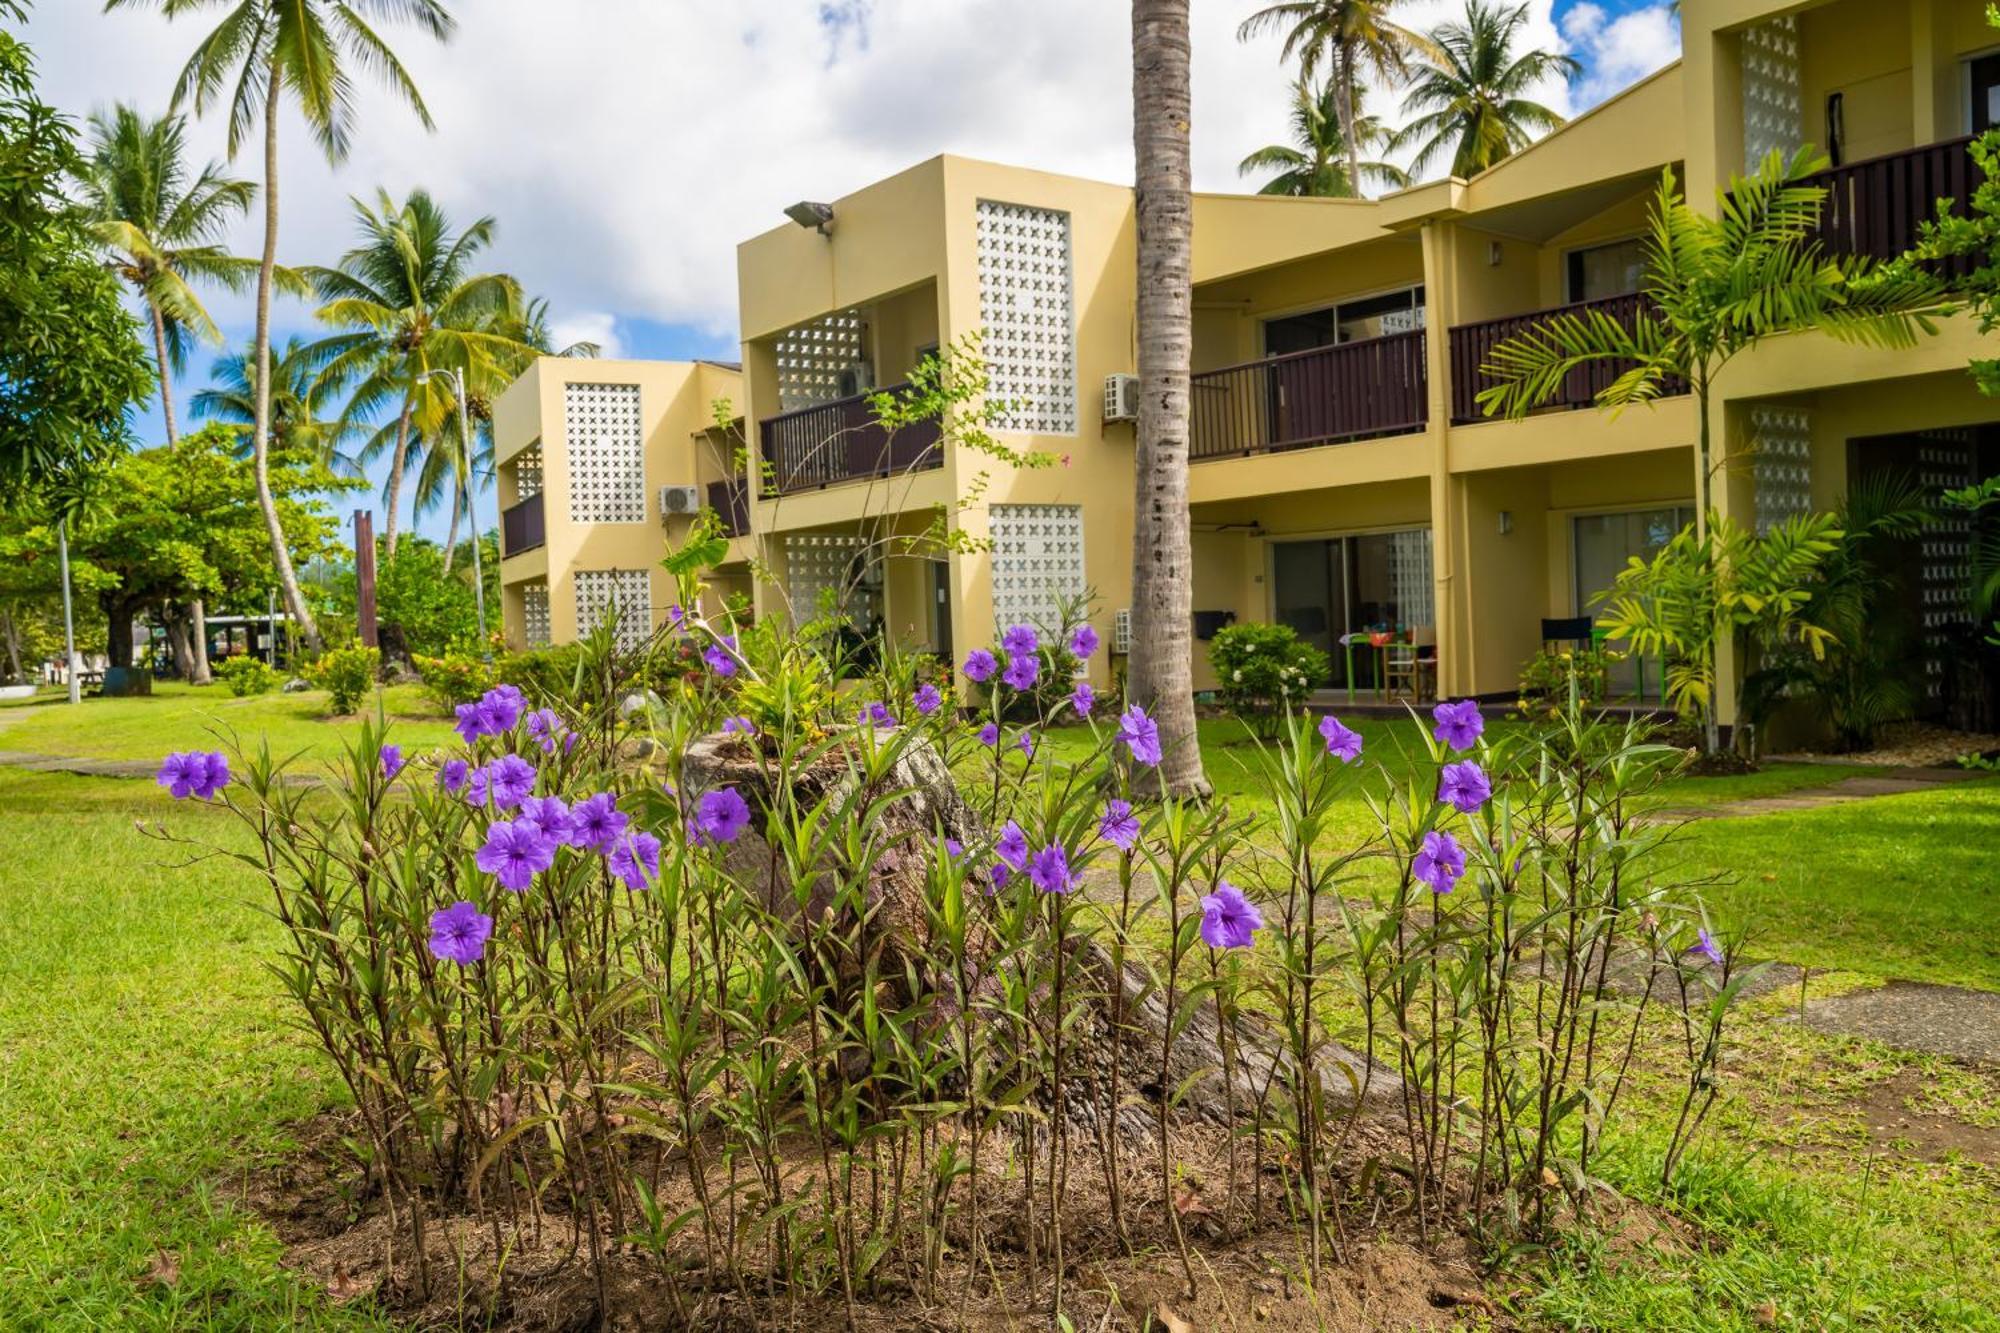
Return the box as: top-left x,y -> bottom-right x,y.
1806,134 -> 1981,273
500,492 -> 545,556
757,383 -> 943,497
1448,292 -> 1688,425
1189,330 -> 1428,462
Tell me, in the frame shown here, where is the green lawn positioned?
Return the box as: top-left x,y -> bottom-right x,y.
0,680 -> 456,765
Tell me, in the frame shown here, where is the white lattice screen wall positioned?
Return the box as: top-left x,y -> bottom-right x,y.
573,569 -> 653,651
1751,406 -> 1814,534
1740,16 -> 1801,171
775,310 -> 866,412
976,201 -> 1076,434
513,446 -> 544,500
785,534 -> 867,625
990,504 -> 1086,634
520,583 -> 551,649
563,383 -> 645,523
1388,529 -> 1436,629
1918,433 -> 1977,703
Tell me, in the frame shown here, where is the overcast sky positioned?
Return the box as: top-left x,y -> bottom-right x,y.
22,0 -> 1678,541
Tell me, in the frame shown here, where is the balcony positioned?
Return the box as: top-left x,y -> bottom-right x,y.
1189,330 -> 1428,462
1807,135 -> 1982,273
1448,292 -> 1687,424
707,477 -> 750,537
758,384 -> 943,496
500,492 -> 544,556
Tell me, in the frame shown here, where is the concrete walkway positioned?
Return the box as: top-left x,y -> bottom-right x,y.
1655,765 -> 1983,821
0,749 -> 161,780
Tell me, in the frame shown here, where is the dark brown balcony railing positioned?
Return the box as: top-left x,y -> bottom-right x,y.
1189,329 -> 1427,462
500,492 -> 544,556
706,477 -> 750,536
1448,292 -> 1687,424
758,383 -> 943,496
1807,134 -> 1981,272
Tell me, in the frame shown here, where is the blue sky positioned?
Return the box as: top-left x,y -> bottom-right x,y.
25,0 -> 1679,547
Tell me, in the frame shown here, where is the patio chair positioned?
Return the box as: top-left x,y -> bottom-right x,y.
1384,626 -> 1437,702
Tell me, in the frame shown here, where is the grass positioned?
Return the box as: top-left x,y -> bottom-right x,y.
0,680 -> 456,765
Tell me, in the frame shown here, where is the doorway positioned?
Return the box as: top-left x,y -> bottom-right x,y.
1271,529 -> 1435,690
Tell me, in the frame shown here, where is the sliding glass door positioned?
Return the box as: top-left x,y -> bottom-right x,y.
1271,529 -> 1434,690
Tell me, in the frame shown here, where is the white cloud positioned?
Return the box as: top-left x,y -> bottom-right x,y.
548,311 -> 623,360
1561,2 -> 1682,109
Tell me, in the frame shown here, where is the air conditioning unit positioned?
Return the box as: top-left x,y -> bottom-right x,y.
1102,373 -> 1140,424
1113,608 -> 1132,654
836,360 -> 876,398
657,484 -> 702,518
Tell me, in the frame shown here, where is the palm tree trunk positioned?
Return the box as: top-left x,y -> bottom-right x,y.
1130,0 -> 1210,799
148,300 -> 180,445
252,73 -> 323,655
1337,47 -> 1364,198
384,399 -> 413,560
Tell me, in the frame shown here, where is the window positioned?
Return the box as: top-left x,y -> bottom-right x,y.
1262,287 -> 1426,355
1971,52 -> 2000,133
1571,507 -> 1694,614
1565,239 -> 1648,303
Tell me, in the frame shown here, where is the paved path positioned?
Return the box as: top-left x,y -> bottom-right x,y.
0,749 -> 160,779
1654,765 -> 1983,821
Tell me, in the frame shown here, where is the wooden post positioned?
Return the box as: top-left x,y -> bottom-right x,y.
355,509 -> 379,650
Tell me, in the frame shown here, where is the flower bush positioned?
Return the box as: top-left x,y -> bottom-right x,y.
1208,621 -> 1329,737
305,642 -> 380,714
149,552 -> 1745,1323
213,654 -> 279,697
411,649 -> 492,710
1515,641 -> 1625,718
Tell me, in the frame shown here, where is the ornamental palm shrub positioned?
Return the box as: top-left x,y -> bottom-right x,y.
1209,621 -> 1330,737
148,550 -> 1749,1323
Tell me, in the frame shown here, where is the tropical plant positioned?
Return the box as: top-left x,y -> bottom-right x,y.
112,0 -> 457,654
306,641 -> 379,714
1941,474 -> 2000,642
1595,511 -> 1842,758
1238,78 -> 1407,197
1515,641 -> 1623,718
214,653 -> 278,696
305,188 -> 530,559
1388,0 -> 1577,179
192,338 -> 359,473
1477,149 -> 1947,751
1238,0 -> 1432,197
1209,621 -> 1329,736
1130,0 -> 1209,797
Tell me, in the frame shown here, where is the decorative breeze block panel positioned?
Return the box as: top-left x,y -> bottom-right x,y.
1750,406 -> 1813,535
1917,433 -> 1976,703
1388,528 -> 1435,629
564,383 -> 645,523
573,568 -> 653,651
1740,16 -> 1801,172
775,310 -> 866,412
513,446 -> 544,500
521,582 -> 551,649
990,504 -> 1085,635
785,533 -> 868,625
976,201 -> 1076,434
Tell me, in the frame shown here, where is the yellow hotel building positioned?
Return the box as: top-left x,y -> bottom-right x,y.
497,0 -> 2000,731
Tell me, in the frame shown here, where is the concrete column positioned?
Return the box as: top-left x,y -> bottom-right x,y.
1910,0 -> 1961,145
1419,219 -> 1466,696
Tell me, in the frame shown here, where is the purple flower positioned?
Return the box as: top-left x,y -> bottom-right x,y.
962,648 -> 997,684
1118,706 -> 1162,766
1437,761 -> 1491,815
859,700 -> 896,728
943,836 -> 964,859
703,644 -> 737,677
380,745 -> 405,781
453,702 -> 485,745
995,820 -> 1029,872
478,684 -> 525,735
570,792 -> 628,854
1069,681 -> 1096,718
914,683 -> 942,716
1028,843 -> 1078,894
1688,928 -> 1725,966
722,715 -> 757,736
437,758 -> 470,794
156,752 -> 200,800
428,900 -> 493,966
525,708 -> 564,755
1001,624 -> 1039,659
1015,729 -> 1036,759
1001,652 -> 1039,691
665,604 -> 686,630
1413,829 -> 1466,895
1318,714 -> 1363,764
977,722 -> 1000,747
693,786 -> 752,845
1099,799 -> 1139,851
1199,881 -> 1263,949
991,860 -> 1012,890
476,820 -> 556,893
470,754 -> 537,811
1068,623 -> 1099,661
609,830 -> 663,891
1432,699 -> 1484,752
193,752 -> 231,798
518,795 -> 575,845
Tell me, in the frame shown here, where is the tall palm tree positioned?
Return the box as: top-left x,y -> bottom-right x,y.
1131,0 -> 1209,805
77,104 -> 255,445
1239,79 -> 1408,197
192,337 -> 359,475
1237,0 -> 1431,197
1389,0 -> 1578,180
109,0 -> 456,655
305,188 -> 526,559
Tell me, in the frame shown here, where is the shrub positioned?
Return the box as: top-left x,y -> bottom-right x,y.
1209,622 -> 1328,736
1515,643 -> 1624,719
306,643 -> 380,714
412,651 -> 494,712
213,655 -> 279,697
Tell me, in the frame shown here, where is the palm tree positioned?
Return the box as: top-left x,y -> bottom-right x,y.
1132,0 -> 1209,807
1238,79 -> 1408,197
192,337 -> 359,474
110,0 -> 456,655
1477,150 -> 1946,752
305,188 -> 527,560
1388,0 -> 1578,180
1237,0 -> 1432,198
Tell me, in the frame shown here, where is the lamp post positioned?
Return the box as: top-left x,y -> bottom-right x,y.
57,518 -> 78,705
417,366 -> 488,655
